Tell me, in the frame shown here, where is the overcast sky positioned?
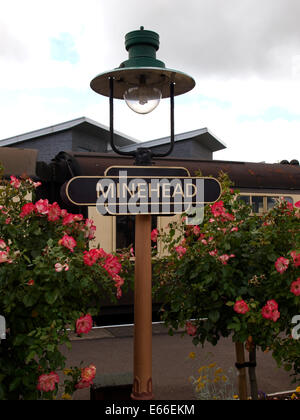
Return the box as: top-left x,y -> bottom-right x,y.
0,0 -> 300,163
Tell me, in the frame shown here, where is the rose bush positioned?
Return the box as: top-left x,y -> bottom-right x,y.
153,172 -> 300,395
0,170 -> 133,399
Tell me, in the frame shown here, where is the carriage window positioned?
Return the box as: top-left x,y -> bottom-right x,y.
252,196 -> 264,213
238,195 -> 250,205
267,196 -> 293,211
116,216 -> 158,250
284,196 -> 293,204
267,197 -> 277,210
116,216 -> 135,249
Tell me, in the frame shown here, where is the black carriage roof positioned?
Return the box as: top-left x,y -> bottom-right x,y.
51,151 -> 300,192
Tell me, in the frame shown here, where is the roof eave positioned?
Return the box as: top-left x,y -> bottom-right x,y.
118,127 -> 226,153
0,116 -> 138,147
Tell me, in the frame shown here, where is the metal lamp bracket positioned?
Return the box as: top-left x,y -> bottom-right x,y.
109,77 -> 175,166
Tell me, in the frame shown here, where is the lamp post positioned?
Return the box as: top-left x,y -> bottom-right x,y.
90,26 -> 195,400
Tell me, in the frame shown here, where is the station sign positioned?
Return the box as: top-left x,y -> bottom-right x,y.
64,166 -> 221,216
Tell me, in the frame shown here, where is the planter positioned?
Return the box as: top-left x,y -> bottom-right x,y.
261,389 -> 299,400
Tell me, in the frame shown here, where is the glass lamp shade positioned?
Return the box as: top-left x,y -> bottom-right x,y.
123,85 -> 162,114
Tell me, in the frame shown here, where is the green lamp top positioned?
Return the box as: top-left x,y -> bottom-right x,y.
90,27 -> 195,99
120,26 -> 165,69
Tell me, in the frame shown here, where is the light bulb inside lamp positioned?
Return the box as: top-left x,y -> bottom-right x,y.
123,85 -> 162,114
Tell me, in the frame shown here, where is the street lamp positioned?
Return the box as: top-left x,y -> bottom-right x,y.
90,26 -> 195,165
90,27 -> 195,400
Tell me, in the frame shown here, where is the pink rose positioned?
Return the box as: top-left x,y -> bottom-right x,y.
265,299 -> 278,311
113,274 -> 124,288
290,278 -> 300,296
175,246 -> 187,258
10,175 -> 21,188
37,372 -> 59,392
234,300 -> 249,314
75,379 -> 91,389
261,300 -> 280,322
0,251 -> 12,264
151,228 -> 158,242
209,249 -> 218,257
222,212 -> 235,221
290,251 -> 300,267
261,305 -> 273,320
35,199 -> 49,215
47,202 -> 61,222
55,263 -> 64,272
218,254 -> 235,265
275,257 -> 289,274
84,219 -> 97,240
55,262 -> 69,272
193,226 -> 201,236
58,235 -> 77,252
83,249 -> 102,266
20,202 -> 35,218
81,364 -> 96,383
76,314 -> 93,334
112,275 -> 124,299
75,364 -> 97,389
185,321 -> 197,336
62,213 -> 83,225
103,255 -> 122,277
211,201 -> 226,217
271,310 -> 280,322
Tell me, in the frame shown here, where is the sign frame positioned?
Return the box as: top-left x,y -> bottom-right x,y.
64,169 -> 222,216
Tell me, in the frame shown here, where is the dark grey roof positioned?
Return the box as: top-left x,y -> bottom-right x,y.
0,116 -> 138,147
118,127 -> 226,153
0,118 -> 226,156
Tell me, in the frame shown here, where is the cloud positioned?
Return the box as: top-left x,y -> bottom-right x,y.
0,20 -> 28,61
0,0 -> 299,164
93,0 -> 300,80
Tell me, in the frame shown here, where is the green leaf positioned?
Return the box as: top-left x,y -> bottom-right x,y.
23,293 -> 37,308
227,322 -> 241,331
25,350 -> 36,364
13,335 -> 25,346
23,254 -> 32,264
9,377 -> 21,392
208,310 -> 220,323
46,344 -> 55,352
45,289 -> 59,305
